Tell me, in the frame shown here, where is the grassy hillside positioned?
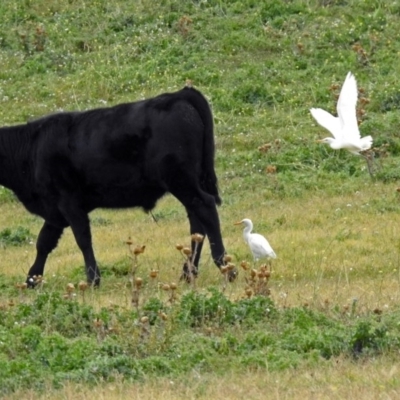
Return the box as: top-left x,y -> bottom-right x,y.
2,0 -> 400,397
1,0 -> 400,194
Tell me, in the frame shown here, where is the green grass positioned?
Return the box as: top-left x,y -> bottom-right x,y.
2,0 -> 400,396
1,286 -> 399,396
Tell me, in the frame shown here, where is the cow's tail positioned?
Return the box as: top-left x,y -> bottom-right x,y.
181,87 -> 222,206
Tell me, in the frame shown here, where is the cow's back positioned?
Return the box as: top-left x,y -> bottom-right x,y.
31,87 -> 219,212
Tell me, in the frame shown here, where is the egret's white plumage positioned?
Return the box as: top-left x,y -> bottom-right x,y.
310,72 -> 373,155
235,218 -> 276,261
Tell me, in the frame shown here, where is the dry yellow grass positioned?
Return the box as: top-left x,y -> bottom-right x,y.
1,180 -> 400,311
8,355 -> 400,400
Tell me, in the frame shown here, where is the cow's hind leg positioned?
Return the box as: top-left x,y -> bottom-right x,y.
171,186 -> 227,278
59,200 -> 101,286
27,221 -> 64,287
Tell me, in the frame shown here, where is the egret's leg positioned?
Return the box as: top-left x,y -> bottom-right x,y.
361,150 -> 378,177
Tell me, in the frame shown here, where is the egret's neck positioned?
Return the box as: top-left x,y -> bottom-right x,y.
243,224 -> 253,243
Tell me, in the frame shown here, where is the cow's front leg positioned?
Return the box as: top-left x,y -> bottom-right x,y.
59,200 -> 101,286
26,221 -> 65,287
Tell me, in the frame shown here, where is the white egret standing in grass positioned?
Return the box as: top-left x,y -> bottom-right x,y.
310,72 -> 374,173
234,218 -> 276,262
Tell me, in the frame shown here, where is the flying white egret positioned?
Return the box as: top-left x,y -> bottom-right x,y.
310,72 -> 373,155
234,218 -> 276,262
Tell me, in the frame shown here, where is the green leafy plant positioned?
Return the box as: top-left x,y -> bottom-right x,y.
0,226 -> 34,247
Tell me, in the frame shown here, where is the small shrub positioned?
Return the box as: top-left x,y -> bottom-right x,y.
142,297 -> 165,325
0,226 -> 34,247
176,287 -> 276,327
0,187 -> 16,204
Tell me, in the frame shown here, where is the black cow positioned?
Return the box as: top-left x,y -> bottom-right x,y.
0,86 -> 227,286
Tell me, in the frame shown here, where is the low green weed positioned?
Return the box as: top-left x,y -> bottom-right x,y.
1,287 -> 400,396
0,187 -> 16,204
0,226 -> 34,247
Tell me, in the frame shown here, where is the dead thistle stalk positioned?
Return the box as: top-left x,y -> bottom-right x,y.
177,233 -> 204,286
132,277 -> 143,313
243,263 -> 272,298
220,255 -> 236,292
126,237 -> 146,310
78,281 -> 88,302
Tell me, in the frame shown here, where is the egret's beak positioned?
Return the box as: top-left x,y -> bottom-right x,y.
234,221 -> 243,226
316,139 -> 323,143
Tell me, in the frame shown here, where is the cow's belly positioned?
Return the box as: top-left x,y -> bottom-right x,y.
84,183 -> 167,211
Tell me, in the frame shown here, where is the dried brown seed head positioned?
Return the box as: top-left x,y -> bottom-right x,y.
135,277 -> 143,288
133,245 -> 146,255
159,312 -> 168,321
182,247 -> 192,256
330,83 -> 339,91
223,254 -> 233,263
149,269 -> 159,279
93,318 -> 103,328
191,233 -> 204,243
220,265 -> 229,274
258,143 -> 273,153
66,283 -> 75,293
240,261 -> 250,270
78,281 -> 88,291
227,263 -> 235,271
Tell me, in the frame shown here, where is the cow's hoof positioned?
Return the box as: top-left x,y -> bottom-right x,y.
26,276 -> 36,288
228,268 -> 238,282
26,275 -> 44,288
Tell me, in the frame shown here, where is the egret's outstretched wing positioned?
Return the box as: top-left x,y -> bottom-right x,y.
310,107 -> 341,139
337,72 -> 360,141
